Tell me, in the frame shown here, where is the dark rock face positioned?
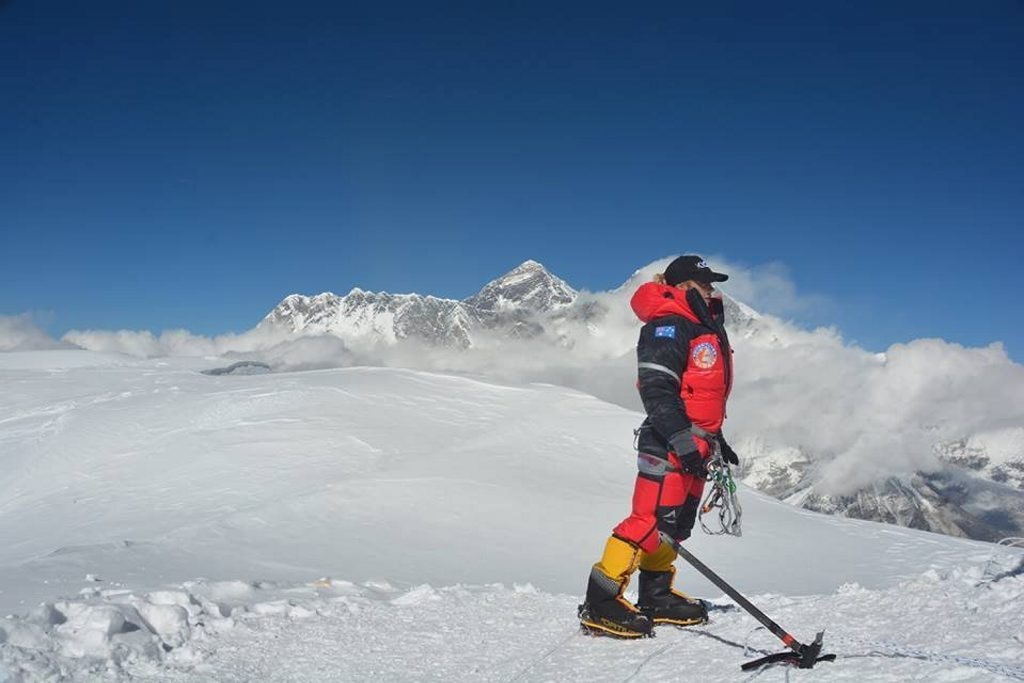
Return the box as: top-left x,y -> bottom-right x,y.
202,361 -> 272,376
759,463 -> 1024,542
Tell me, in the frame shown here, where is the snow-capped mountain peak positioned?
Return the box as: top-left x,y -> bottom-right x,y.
260,261 -> 579,348
464,260 -> 577,314
261,292 -> 343,333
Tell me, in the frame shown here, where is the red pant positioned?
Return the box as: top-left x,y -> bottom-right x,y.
613,452 -> 706,553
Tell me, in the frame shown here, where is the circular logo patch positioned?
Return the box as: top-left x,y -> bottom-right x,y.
691,342 -> 718,369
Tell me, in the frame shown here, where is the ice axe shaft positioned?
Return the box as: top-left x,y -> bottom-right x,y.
664,535 -> 835,670
670,539 -> 794,648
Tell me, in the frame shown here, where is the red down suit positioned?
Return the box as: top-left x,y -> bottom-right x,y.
612,282 -> 734,553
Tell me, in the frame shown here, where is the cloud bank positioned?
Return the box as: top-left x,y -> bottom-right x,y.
7,257 -> 1023,496
0,315 -> 74,352
60,327 -> 287,359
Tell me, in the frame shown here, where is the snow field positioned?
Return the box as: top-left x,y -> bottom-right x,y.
1,352 -> 1022,680
2,564 -> 1022,681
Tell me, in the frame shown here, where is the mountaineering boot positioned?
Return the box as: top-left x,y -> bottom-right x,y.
637,567 -> 708,627
578,536 -> 653,638
578,568 -> 653,638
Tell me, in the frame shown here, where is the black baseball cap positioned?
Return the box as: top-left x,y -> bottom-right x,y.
664,255 -> 729,286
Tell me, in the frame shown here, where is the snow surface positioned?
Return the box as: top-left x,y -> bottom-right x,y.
6,567 -> 1023,682
1,351 -> 1022,681
42,258 -> 1024,525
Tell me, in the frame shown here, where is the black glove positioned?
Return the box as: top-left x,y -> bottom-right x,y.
718,434 -> 740,466
668,432 -> 708,478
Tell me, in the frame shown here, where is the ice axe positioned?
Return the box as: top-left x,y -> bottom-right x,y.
663,533 -> 836,671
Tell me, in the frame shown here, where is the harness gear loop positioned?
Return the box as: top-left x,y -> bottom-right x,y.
698,443 -> 742,537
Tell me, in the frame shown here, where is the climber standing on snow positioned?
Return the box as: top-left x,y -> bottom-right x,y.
579,255 -> 740,638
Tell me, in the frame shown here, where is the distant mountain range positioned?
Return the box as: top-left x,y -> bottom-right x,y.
258,260 -> 1023,543
259,260 -> 576,348
743,435 -> 1024,543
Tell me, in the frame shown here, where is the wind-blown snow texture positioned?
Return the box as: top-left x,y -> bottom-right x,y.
5,569 -> 1024,682
1,352 -> 1022,681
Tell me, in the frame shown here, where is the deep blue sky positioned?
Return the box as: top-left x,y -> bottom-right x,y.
2,1 -> 1022,358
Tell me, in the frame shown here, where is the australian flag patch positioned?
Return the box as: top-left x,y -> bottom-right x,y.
654,325 -> 676,339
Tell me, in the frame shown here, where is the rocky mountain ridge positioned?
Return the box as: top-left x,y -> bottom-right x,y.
259,260 -> 577,348
739,435 -> 1024,542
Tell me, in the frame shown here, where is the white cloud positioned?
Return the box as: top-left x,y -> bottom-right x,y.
53,258 -> 1024,496
245,335 -> 355,372
709,256 -> 831,318
728,331 -> 1024,494
0,314 -> 73,351
60,326 -> 292,359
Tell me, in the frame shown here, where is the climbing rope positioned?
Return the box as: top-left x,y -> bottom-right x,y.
631,622 -> 1024,680
503,629 -> 578,683
828,633 -> 1024,681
